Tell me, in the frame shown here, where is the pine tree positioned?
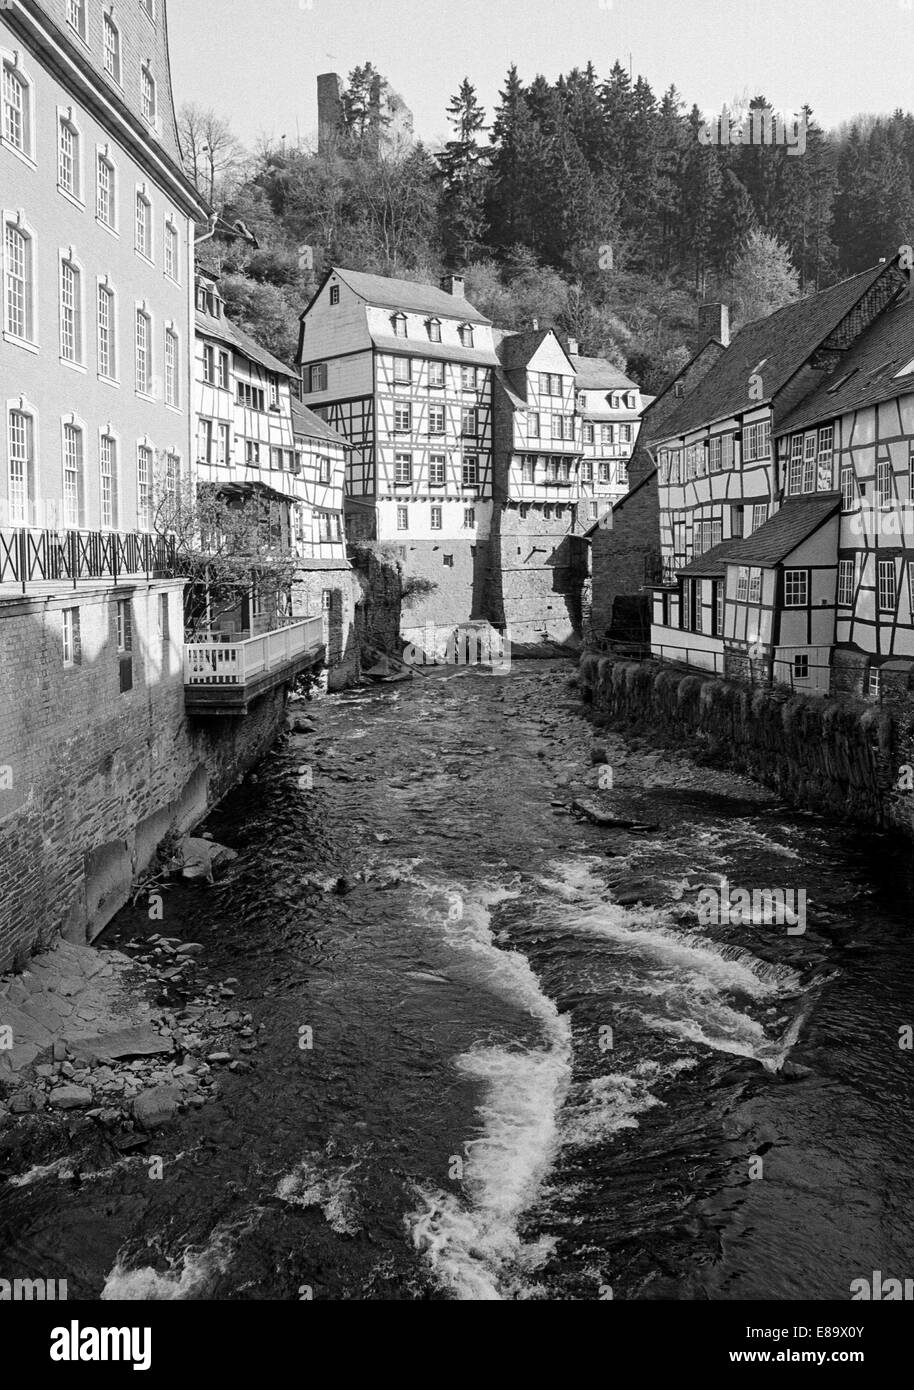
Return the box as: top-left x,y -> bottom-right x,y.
437,79 -> 489,265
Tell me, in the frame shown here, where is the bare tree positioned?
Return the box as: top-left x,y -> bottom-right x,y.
178,103 -> 246,210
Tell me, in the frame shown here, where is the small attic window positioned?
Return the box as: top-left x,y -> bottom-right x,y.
459,324 -> 474,348
427,318 -> 442,343
330,284 -> 340,305
392,313 -> 407,337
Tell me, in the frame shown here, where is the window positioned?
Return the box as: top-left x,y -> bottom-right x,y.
709,436 -> 722,473
135,192 -> 152,259
878,559 -> 896,613
137,444 -> 152,528
598,462 -> 610,484
748,568 -> 762,604
788,434 -> 804,495
4,222 -> 33,341
2,62 -> 29,154
743,419 -> 771,462
529,412 -> 540,439
217,423 -> 230,465
752,504 -> 767,533
61,608 -> 80,668
737,567 -> 749,602
522,457 -> 534,483
462,455 -> 478,487
583,422 -> 594,445
394,452 -> 412,485
330,284 -> 340,306
7,408 -> 33,525
459,324 -> 474,348
135,309 -> 151,393
164,222 -> 178,280
309,363 -> 327,392
104,16 -> 121,82
869,666 -> 882,700
461,366 -> 476,391
63,423 -> 83,527
554,414 -> 565,440
427,318 -> 441,343
270,445 -> 283,471
428,404 -> 445,434
461,407 -> 477,438
394,402 -> 411,432
116,599 -> 132,654
96,154 -> 115,226
715,581 -> 724,637
141,67 -> 157,125
197,418 -> 213,462
141,1 -> 156,23
784,569 -> 809,607
429,454 -> 446,486
165,329 -> 179,407
219,351 -> 230,389
581,459 -> 593,483
909,561 -> 914,615
543,505 -> 553,521
838,558 -> 854,607
876,455 -> 893,508
60,259 -> 82,363
803,432 -> 817,493
164,452 -> 180,506
97,284 -> 115,378
816,425 -> 834,489
601,424 -> 615,446
841,465 -> 855,512
793,654 -> 809,681
621,425 -> 633,444
100,434 -> 117,528
463,507 -> 475,528
430,505 -> 442,530
393,356 -> 411,384
429,360 -> 445,387
67,1 -> 86,41
237,382 -> 265,411
318,455 -> 331,483
245,440 -> 261,467
203,343 -> 215,384
392,313 -> 407,338
58,117 -> 80,198
396,505 -> 408,531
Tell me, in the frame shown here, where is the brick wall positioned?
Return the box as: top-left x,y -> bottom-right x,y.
291,564 -> 359,690
0,579 -> 289,969
587,470 -> 660,644
486,503 -> 587,645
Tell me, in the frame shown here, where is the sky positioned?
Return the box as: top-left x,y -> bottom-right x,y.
167,0 -> 914,152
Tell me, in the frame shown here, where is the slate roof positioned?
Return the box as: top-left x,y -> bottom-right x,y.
571,354 -> 637,392
654,264 -> 894,442
778,289 -> 914,437
196,310 -> 294,378
369,334 -> 497,366
290,399 -> 350,448
496,328 -> 562,369
724,494 -> 841,568
678,539 -> 744,577
332,268 -> 491,324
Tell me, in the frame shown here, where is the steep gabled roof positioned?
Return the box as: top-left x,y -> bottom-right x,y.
496,328 -> 560,369
290,399 -> 350,448
330,267 -> 491,324
196,310 -> 294,378
778,290 -> 914,437
678,538 -> 744,577
654,264 -> 896,442
724,494 -> 841,568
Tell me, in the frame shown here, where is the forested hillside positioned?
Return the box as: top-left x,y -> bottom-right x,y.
181,61 -> 914,394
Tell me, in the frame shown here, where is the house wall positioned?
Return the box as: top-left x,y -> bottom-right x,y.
587,470 -> 660,644
0,577 -> 289,968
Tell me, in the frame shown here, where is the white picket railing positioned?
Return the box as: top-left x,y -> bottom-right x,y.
184,617 -> 323,687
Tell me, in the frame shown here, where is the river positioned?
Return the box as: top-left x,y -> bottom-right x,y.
3,660 -> 914,1301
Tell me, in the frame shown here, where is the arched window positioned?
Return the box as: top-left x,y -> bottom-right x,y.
97,281 -> 116,379
2,59 -> 31,156
60,254 -> 83,364
58,113 -> 81,199
135,189 -> 152,258
4,219 -> 34,342
63,420 -> 84,528
7,404 -> 35,525
96,151 -> 116,227
135,307 -> 152,394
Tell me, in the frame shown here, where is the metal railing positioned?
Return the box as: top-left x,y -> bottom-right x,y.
184,616 -> 323,687
0,527 -> 176,591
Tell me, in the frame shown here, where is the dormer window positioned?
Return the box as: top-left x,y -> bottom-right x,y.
459,324 -> 474,348
610,393 -> 621,409
427,318 -> 442,343
392,313 -> 407,338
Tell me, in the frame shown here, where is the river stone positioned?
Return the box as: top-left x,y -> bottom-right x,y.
133,1085 -> 182,1129
179,836 -> 238,882
69,1026 -> 175,1065
50,1084 -> 93,1110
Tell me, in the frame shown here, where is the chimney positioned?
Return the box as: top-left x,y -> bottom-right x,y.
531,317 -> 539,331
440,274 -> 465,298
698,302 -> 730,348
567,336 -> 579,356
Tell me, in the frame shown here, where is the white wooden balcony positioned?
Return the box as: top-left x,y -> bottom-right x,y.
184,617 -> 325,713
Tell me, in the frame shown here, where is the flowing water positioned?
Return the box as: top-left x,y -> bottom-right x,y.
3,661 -> 914,1301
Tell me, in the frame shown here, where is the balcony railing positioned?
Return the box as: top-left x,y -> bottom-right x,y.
0,527 -> 175,591
184,616 -> 325,712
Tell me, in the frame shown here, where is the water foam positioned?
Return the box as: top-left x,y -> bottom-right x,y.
276,1155 -> 363,1235
100,1216 -> 257,1299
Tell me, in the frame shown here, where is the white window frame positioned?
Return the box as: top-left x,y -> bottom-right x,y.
103,15 -> 122,84
141,66 -> 157,127
57,111 -> 82,203
99,430 -> 118,530
3,214 -> 36,347
7,401 -> 36,526
838,558 -> 854,607
135,305 -> 153,396
165,327 -> 179,408
137,440 -> 153,530
164,219 -> 179,282
878,558 -> 896,613
783,568 -> 809,608
430,504 -> 442,531
135,188 -> 153,261
62,417 -> 85,528
394,452 -> 412,485
429,453 -> 446,486
2,54 -> 34,163
96,148 -> 117,230
97,278 -> 116,380
59,252 -> 84,366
